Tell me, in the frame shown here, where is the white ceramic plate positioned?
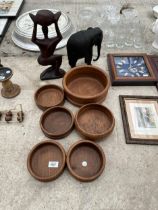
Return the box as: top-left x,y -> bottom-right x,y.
12,9 -> 75,51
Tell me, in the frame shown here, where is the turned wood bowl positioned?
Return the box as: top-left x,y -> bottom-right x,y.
75,103 -> 115,140
40,106 -> 74,139
27,140 -> 66,182
34,84 -> 64,110
66,140 -> 106,182
63,65 -> 110,106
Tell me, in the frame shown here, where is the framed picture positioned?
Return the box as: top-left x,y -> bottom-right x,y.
107,53 -> 157,86
0,0 -> 24,17
119,95 -> 158,145
0,18 -> 8,36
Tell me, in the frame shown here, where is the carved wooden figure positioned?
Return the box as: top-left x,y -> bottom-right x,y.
67,27 -> 103,67
29,10 -> 65,80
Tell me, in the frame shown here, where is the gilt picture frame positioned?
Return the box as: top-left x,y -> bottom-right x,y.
107,53 -> 157,86
119,95 -> 158,145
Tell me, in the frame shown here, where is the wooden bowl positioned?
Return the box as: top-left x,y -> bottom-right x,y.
40,106 -> 74,139
63,65 -> 110,106
27,140 -> 66,182
34,85 -> 64,110
66,140 -> 106,182
75,103 -> 115,140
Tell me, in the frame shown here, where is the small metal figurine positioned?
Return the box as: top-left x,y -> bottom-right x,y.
67,27 -> 103,68
0,64 -> 21,98
0,104 -> 24,123
29,10 -> 65,80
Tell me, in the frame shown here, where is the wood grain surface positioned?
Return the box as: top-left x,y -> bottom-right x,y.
40,106 -> 74,139
34,84 -> 64,110
27,140 -> 66,182
66,140 -> 106,182
63,65 -> 110,106
75,103 -> 115,140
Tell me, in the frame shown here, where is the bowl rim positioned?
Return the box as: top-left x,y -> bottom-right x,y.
75,103 -> 115,139
63,65 -> 110,100
40,106 -> 74,137
66,140 -> 106,181
27,140 -> 66,181
34,84 -> 64,110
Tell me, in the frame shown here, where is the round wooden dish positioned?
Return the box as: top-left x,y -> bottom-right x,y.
63,65 -> 110,106
67,140 -> 106,182
34,84 -> 64,110
75,103 -> 115,140
40,106 -> 74,139
27,140 -> 66,182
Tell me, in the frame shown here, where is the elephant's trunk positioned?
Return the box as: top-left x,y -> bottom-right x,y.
93,44 -> 101,61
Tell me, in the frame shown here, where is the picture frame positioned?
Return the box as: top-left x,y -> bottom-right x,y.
119,95 -> 158,145
0,18 -> 11,43
107,53 -> 157,86
0,0 -> 24,17
0,18 -> 8,36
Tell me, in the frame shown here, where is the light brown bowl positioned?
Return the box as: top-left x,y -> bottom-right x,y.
34,84 -> 64,110
63,65 -> 110,106
40,106 -> 74,139
27,140 -> 66,182
75,103 -> 115,140
66,140 -> 106,182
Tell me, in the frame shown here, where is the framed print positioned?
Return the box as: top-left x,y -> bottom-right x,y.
147,55 -> 158,90
119,95 -> 158,145
0,0 -> 24,17
0,18 -> 8,36
107,53 -> 157,86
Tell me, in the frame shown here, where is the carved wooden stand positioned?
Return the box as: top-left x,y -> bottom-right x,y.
0,67 -> 20,98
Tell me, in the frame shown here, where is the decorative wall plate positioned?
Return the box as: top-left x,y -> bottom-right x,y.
12,9 -> 75,51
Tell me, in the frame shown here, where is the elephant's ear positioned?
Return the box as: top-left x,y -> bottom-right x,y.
87,27 -> 93,30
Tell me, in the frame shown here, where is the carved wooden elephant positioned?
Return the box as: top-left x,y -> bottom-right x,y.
67,27 -> 103,67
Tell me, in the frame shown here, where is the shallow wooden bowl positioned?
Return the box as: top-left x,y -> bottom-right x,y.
40,106 -> 74,139
75,103 -> 115,140
27,140 -> 66,182
34,84 -> 64,110
67,140 -> 106,182
63,65 -> 110,106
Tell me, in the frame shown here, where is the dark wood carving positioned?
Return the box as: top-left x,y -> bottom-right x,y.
29,10 -> 65,80
67,27 -> 103,67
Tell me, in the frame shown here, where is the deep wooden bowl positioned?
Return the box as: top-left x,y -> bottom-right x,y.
66,140 -> 106,182
34,84 -> 64,110
27,140 -> 66,182
75,103 -> 115,140
63,65 -> 110,106
40,106 -> 74,139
